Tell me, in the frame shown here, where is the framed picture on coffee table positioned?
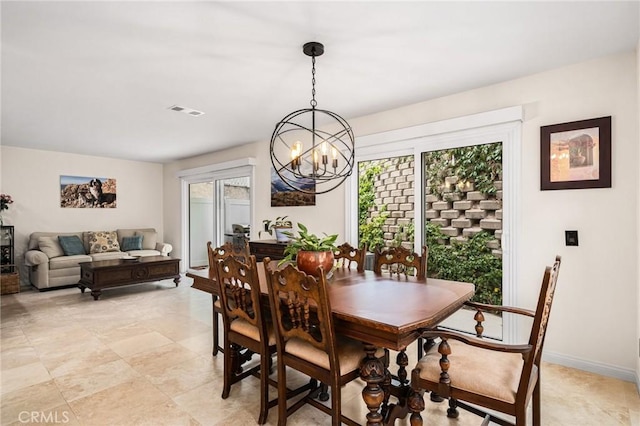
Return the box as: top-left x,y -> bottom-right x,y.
540,116 -> 611,190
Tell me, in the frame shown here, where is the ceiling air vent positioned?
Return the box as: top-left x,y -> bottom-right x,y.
168,105 -> 204,117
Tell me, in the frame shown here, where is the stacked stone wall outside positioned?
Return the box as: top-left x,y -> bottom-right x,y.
369,158 -> 502,257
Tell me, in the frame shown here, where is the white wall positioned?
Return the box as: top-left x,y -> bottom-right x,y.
164,51 -> 639,379
0,146 -> 165,284
637,38 -> 640,390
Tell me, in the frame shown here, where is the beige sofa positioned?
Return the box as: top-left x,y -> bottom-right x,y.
24,228 -> 172,290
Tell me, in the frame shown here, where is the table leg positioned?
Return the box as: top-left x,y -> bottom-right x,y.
360,343 -> 385,426
78,284 -> 86,293
396,349 -> 409,386
174,276 -> 181,286
91,289 -> 102,300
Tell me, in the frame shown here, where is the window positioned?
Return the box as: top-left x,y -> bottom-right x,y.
347,107 -> 521,342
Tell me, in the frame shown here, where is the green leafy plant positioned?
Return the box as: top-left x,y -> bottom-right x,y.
280,223 -> 338,264
425,222 -> 502,306
359,207 -> 388,251
259,216 -> 292,238
358,161 -> 389,251
424,143 -> 502,197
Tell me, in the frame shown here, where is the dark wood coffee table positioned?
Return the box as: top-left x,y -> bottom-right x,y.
78,256 -> 181,300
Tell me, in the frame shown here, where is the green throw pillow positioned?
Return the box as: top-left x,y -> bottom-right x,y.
58,235 -> 86,256
121,235 -> 143,251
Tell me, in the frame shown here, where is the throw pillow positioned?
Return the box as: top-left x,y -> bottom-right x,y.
58,235 -> 87,256
38,236 -> 65,258
87,231 -> 121,254
135,230 -> 157,250
121,235 -> 143,252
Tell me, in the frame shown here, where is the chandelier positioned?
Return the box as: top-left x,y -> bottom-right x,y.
270,42 -> 355,195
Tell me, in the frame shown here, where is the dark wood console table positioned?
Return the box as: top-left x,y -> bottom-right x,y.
78,256 -> 180,300
248,240 -> 288,261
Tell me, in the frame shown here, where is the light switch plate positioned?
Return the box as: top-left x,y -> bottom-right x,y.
565,230 -> 578,246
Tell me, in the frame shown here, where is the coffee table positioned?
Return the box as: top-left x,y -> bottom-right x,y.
78,256 -> 181,300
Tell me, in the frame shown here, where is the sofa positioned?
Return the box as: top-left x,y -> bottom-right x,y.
24,228 -> 172,290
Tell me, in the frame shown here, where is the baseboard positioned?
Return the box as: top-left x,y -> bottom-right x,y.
543,351 -> 637,384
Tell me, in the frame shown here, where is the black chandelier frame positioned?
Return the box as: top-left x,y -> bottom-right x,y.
269,42 -> 355,195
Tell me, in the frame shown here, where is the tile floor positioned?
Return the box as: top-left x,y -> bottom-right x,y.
1,277 -> 638,425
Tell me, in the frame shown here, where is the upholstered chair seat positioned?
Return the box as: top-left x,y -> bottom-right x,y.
416,339 -> 524,404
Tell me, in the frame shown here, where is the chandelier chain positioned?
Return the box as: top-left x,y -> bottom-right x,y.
310,55 -> 317,108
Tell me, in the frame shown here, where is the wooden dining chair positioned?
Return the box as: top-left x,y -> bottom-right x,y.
334,242 -> 366,272
373,244 -> 428,280
207,240 -> 251,356
263,257 -> 384,426
407,256 -> 562,426
374,244 -> 429,363
215,254 -> 276,424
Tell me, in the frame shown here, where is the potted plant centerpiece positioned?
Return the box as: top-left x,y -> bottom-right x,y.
281,223 -> 338,277
259,216 -> 293,242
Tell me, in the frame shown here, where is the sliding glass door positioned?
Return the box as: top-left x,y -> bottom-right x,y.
180,161 -> 255,270
351,110 -> 521,342
189,181 -> 214,268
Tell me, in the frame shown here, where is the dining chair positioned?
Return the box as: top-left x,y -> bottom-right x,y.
407,256 -> 562,426
373,244 -> 429,364
207,240 -> 251,356
334,242 -> 366,272
373,244 -> 428,280
215,254 -> 276,424
263,257 -> 384,426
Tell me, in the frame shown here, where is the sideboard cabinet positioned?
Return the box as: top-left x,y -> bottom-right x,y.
249,240 -> 288,262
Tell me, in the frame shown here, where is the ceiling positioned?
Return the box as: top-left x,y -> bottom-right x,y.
2,1 -> 638,164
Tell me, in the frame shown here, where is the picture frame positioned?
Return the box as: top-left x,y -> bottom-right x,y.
60,175 -> 117,208
540,116 -> 611,190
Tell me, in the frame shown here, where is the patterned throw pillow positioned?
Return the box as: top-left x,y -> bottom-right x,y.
121,235 -> 143,251
87,231 -> 121,254
58,235 -> 87,256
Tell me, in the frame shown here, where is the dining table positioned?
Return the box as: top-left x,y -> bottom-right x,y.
187,263 -> 474,426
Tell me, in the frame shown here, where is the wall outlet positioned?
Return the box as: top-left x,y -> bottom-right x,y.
565,230 -> 578,246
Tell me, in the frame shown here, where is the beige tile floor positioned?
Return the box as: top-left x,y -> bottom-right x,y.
1,277 -> 638,425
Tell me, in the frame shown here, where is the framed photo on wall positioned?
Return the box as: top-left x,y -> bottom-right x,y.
540,116 -> 611,190
60,175 -> 117,208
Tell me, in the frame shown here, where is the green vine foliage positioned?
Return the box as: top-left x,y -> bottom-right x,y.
358,161 -> 388,250
358,161 -> 383,226
424,142 -> 502,197
360,207 -> 389,251
425,222 -> 502,306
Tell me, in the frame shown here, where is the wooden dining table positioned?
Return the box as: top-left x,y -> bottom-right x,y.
187,264 -> 474,426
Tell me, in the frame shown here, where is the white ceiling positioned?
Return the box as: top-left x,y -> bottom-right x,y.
2,1 -> 638,163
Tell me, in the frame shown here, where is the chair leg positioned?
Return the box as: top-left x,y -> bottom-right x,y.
257,352 -> 270,424
446,398 -> 459,418
277,361 -> 287,426
318,383 -> 330,401
532,377 -> 541,426
331,383 -> 341,426
212,296 -> 220,356
221,338 -> 232,399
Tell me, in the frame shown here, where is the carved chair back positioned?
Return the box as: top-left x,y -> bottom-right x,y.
334,242 -> 365,272
373,245 -> 428,280
207,240 -> 251,274
215,254 -> 264,335
519,255 -> 562,395
264,258 -> 338,367
206,240 -> 252,357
